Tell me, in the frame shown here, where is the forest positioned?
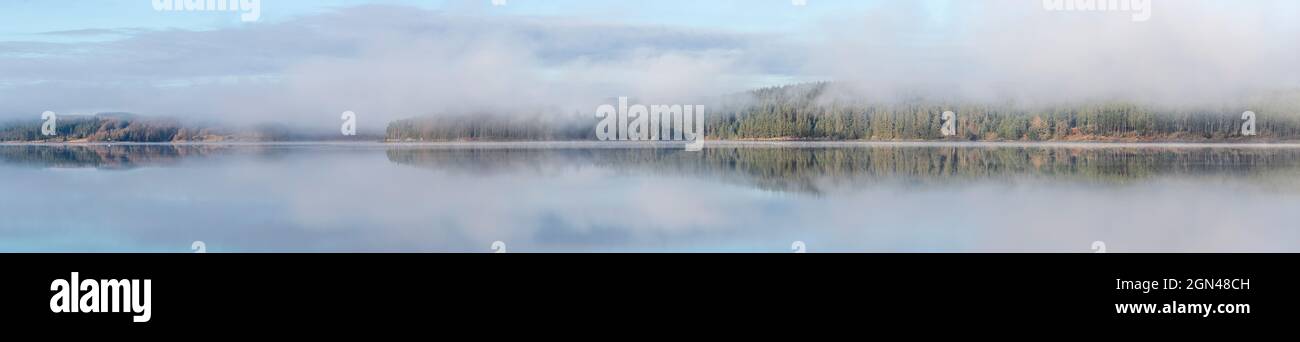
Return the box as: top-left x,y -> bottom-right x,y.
707,83 -> 1300,141
386,82 -> 1300,142
0,113 -> 181,142
0,113 -> 332,142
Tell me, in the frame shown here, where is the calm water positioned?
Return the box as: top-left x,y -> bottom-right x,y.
1,142 -> 1298,252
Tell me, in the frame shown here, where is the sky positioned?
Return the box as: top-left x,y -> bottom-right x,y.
0,0 -> 1297,128
0,0 -> 894,36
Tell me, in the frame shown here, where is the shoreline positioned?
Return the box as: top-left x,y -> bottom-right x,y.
4,140 -> 1300,149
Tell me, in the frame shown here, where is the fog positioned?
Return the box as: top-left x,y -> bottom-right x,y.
0,0 -> 1296,129
809,0 -> 1300,106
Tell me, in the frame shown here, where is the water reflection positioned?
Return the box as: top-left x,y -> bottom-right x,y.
0,144 -> 280,170
0,143 -> 1297,252
387,144 -> 1300,194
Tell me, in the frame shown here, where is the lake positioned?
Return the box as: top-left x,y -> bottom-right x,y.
1,142 -> 1298,252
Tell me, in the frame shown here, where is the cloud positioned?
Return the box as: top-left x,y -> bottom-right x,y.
0,5 -> 786,129
36,28 -> 136,37
805,0 -> 1300,105
0,1 -> 1296,127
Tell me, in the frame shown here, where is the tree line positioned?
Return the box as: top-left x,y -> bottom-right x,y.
0,114 -> 181,142
384,82 -> 1300,142
0,113 -> 339,142
707,83 -> 1300,141
6,83 -> 1297,142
